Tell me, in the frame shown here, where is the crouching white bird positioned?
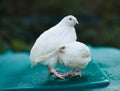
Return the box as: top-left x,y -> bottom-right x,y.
58,41 -> 91,77
30,15 -> 78,79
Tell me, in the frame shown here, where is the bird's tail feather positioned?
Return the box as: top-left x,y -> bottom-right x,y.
31,56 -> 46,68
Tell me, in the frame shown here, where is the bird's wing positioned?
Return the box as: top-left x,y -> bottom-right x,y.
31,48 -> 57,67
30,29 -> 58,61
37,49 -> 58,62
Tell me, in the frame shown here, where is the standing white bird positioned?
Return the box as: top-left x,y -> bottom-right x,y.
30,15 -> 78,79
58,41 -> 91,77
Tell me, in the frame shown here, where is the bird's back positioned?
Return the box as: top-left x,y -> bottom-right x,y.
59,42 -> 91,69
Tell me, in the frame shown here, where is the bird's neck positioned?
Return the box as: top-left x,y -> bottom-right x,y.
56,21 -> 74,28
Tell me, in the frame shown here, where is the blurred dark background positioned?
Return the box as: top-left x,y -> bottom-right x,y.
0,0 -> 120,53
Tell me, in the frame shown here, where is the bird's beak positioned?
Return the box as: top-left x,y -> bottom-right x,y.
76,20 -> 79,24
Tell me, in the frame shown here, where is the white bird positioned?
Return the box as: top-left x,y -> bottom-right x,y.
30,15 -> 78,79
58,41 -> 91,77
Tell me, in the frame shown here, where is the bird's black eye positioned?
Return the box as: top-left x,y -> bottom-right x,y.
69,18 -> 72,20
61,46 -> 65,49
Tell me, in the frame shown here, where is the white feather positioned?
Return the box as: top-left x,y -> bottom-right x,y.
30,15 -> 78,69
58,42 -> 91,69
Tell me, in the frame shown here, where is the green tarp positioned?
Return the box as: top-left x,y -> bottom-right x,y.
0,46 -> 120,90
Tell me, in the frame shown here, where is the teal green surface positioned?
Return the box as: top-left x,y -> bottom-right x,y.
90,46 -> 120,91
0,50 -> 109,90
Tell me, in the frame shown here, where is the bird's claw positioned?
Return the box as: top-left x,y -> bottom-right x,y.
70,71 -> 82,78
51,69 -> 65,80
61,72 -> 71,77
62,71 -> 82,78
54,73 -> 65,80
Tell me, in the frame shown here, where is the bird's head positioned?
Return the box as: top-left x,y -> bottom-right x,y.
60,15 -> 79,27
58,46 -> 66,53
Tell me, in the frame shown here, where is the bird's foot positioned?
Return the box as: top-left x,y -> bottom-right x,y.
51,69 -> 65,80
61,72 -> 72,77
70,71 -> 82,77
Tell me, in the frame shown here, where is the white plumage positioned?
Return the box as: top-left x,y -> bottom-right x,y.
30,15 -> 78,79
58,41 -> 91,77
